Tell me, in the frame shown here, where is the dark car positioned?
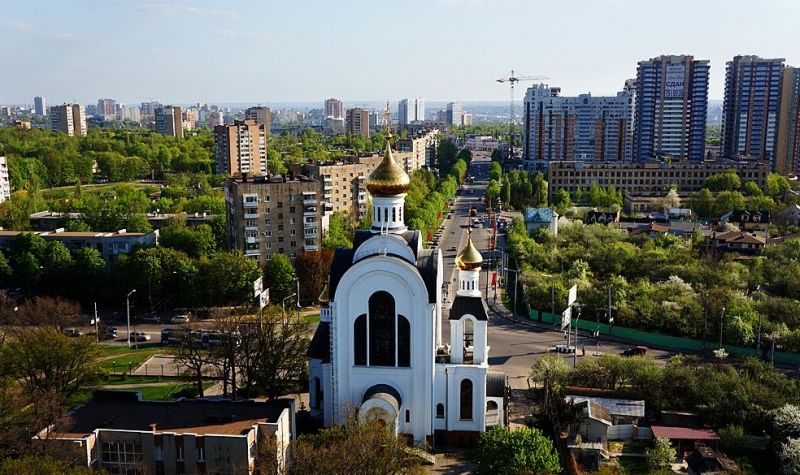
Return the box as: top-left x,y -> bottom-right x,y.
103,327 -> 119,340
622,346 -> 648,356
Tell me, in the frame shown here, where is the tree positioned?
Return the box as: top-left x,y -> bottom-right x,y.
530,354 -> 569,411
173,325 -> 210,398
689,188 -> 715,218
704,171 -> 741,191
285,415 -> 422,475
0,456 -> 95,475
662,189 -> 681,211
294,249 -> 334,306
160,224 -> 217,258
323,211 -> 353,249
252,306 -> 310,400
715,190 -> 746,216
489,161 -> 503,181
646,437 -> 676,471
774,404 -> 800,440
263,254 -> 296,305
199,251 -> 261,306
473,426 -> 560,475
72,247 -> 106,302
777,438 -> 800,475
552,188 -> 572,209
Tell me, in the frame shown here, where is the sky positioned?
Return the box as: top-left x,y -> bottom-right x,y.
1,0 -> 798,106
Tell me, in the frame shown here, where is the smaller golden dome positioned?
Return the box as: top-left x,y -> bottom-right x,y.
366,141 -> 410,197
456,230 -> 483,270
318,276 -> 330,305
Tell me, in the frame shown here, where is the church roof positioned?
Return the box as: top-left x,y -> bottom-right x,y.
486,371 -> 507,398
329,229 -> 438,304
448,295 -> 489,321
308,322 -> 330,363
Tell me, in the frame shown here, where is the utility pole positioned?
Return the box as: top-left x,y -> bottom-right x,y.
573,306 -> 581,367
94,302 -> 99,345
719,307 -> 726,348
702,292 -> 709,350
126,289 -> 137,348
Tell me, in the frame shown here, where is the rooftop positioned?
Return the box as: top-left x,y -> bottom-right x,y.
566,396 -> 645,418
651,426 -> 719,441
60,391 -> 293,439
524,207 -> 557,224
0,229 -> 152,238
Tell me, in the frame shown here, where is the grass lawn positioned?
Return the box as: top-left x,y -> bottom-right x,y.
97,346 -> 164,372
68,382 -> 213,408
303,313 -> 320,324
98,374 -> 177,385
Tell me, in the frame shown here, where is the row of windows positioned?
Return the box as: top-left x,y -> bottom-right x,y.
353,292 -> 410,367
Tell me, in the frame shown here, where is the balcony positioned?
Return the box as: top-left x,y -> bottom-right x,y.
246,237 -> 260,244
303,244 -> 319,252
243,201 -> 258,209
244,225 -> 258,231
303,198 -> 317,206
304,229 -> 318,238
244,212 -> 259,219
323,184 -> 333,191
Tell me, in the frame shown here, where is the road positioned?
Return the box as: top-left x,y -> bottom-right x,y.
437,151 -> 677,390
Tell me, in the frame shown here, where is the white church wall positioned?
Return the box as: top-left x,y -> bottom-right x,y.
444,365 -> 488,433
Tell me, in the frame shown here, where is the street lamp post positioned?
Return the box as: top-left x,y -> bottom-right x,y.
282,293 -> 297,314
126,289 -> 137,348
573,306 -> 582,367
718,306 -> 726,349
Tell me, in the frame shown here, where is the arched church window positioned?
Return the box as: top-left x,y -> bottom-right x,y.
354,314 -> 367,365
486,400 -> 498,414
398,315 -> 410,367
436,404 -> 445,419
384,208 -> 388,222
464,318 -> 474,348
369,291 -> 395,366
405,410 -> 410,423
392,207 -> 396,222
460,379 -> 473,420
312,377 -> 322,409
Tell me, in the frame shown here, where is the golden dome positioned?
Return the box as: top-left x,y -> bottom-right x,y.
366,141 -> 410,197
456,230 -> 483,270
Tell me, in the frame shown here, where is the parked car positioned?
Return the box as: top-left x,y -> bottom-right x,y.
130,332 -> 151,342
170,315 -> 190,324
103,327 -> 119,340
139,315 -> 160,324
63,327 -> 82,337
622,346 -> 648,356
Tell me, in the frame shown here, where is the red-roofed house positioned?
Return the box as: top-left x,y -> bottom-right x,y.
651,426 -> 720,456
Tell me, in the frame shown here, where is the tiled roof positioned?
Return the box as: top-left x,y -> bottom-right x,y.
651,426 -> 719,440
566,396 -> 645,418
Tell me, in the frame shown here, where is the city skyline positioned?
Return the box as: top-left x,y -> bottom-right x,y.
1,0 -> 798,104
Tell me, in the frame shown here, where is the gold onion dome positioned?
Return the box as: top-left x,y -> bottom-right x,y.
456,230 -> 483,270
365,141 -> 410,196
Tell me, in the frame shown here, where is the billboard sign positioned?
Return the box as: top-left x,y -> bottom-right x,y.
664,63 -> 686,99
568,285 -> 577,306
253,277 -> 263,298
561,307 -> 572,330
259,289 -> 270,309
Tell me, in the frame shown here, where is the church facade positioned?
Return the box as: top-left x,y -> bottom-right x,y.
308,132 -> 506,445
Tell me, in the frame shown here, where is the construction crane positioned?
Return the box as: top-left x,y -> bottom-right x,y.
497,70 -> 548,160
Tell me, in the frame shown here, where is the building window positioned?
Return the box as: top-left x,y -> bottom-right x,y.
369,291 -> 395,366
398,315 -> 410,367
354,314 -> 367,365
101,441 -> 143,469
460,379 -> 473,420
436,403 -> 445,419
312,377 -> 322,409
392,207 -> 396,222
197,446 -> 205,462
290,206 -> 296,213
405,410 -> 410,423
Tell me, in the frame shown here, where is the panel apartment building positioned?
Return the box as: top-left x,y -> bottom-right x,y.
50,104 -> 87,136
215,119 -> 268,176
722,56 -> 785,166
346,108 -> 370,138
398,98 -> 425,126
547,159 -> 768,201
633,55 -> 709,161
155,106 -> 183,138
225,174 -> 325,264
523,84 -> 632,171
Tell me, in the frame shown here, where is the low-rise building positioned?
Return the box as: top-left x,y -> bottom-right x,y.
719,209 -> 770,233
524,208 -> 558,236
709,231 -> 767,254
0,229 -> 158,266
566,396 -> 645,426
29,211 -> 217,232
39,391 -> 295,475
464,135 -> 500,152
549,159 -> 769,202
225,174 -> 325,264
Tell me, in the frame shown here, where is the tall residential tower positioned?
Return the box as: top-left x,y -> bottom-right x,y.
633,55 -> 709,161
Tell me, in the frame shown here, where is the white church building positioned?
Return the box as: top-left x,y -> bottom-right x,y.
308,130 -> 507,446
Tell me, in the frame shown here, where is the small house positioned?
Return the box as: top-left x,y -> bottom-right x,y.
524,208 -> 559,236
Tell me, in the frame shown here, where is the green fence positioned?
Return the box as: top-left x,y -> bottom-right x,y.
533,310 -> 800,366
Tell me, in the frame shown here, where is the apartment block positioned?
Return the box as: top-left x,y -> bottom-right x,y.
297,161 -> 370,219
50,104 -> 87,136
523,84 -> 632,171
325,98 -> 343,119
722,56 -> 785,165
225,174 -> 325,264
398,98 -> 425,126
776,67 -> 800,174
33,96 -> 46,116
42,391 -> 294,475
215,120 -> 268,176
0,156 -> 11,203
96,98 -> 117,119
155,106 -> 183,138
547,159 -> 768,201
245,107 -> 271,137
395,128 -> 439,169
446,102 -> 462,126
634,55 -> 709,161
346,108 -> 370,138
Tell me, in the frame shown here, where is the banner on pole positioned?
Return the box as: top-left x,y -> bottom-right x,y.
259,289 -> 270,309
568,285 -> 577,306
253,277 -> 263,298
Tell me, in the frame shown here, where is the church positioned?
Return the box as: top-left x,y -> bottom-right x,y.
308,129 -> 507,446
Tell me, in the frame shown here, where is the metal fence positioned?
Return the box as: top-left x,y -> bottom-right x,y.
533,310 -> 800,366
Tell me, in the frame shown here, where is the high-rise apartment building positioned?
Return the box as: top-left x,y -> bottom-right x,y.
140,101 -> 161,118
446,102 -> 462,126
398,98 -> 425,126
633,55 -> 709,161
96,98 -> 117,119
215,119 -> 268,176
208,111 -> 225,128
346,108 -> 370,138
523,84 -> 632,171
50,104 -> 87,136
245,107 -> 272,137
155,106 -> 183,138
325,98 -> 343,119
118,105 -> 141,122
722,56 -> 785,165
0,157 -> 11,203
225,175 -> 325,264
461,112 -> 473,126
33,96 -> 46,116
776,67 -> 800,174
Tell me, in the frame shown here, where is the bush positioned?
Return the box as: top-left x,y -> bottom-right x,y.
719,425 -> 746,455
646,437 -> 676,471
473,426 -> 560,474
